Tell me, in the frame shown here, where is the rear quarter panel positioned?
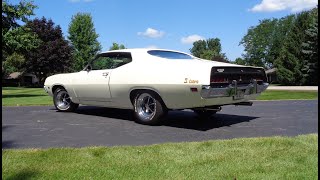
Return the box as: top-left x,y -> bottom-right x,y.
108,56 -> 228,109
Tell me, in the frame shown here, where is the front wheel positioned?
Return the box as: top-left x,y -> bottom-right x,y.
53,88 -> 79,112
133,91 -> 167,125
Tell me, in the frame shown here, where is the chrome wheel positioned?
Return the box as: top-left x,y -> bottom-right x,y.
136,93 -> 157,121
56,90 -> 71,110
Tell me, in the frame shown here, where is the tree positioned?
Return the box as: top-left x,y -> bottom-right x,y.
190,38 -> 229,62
302,7 -> 318,85
2,53 -> 26,74
268,15 -> 295,68
240,19 -> 279,68
190,40 -> 206,58
109,42 -> 126,50
3,26 -> 41,57
68,13 -> 101,71
24,17 -> 73,85
274,10 -> 314,85
2,0 -> 40,77
239,7 -> 317,85
234,57 -> 246,65
211,55 -> 229,63
2,0 -> 37,34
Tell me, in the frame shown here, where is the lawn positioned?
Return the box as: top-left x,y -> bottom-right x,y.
256,90 -> 318,100
2,134 -> 318,179
2,87 -> 52,106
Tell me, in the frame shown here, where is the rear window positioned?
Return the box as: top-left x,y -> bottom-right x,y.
147,50 -> 193,59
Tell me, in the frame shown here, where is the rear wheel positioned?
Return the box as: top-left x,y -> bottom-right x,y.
53,88 -> 79,112
133,91 -> 167,125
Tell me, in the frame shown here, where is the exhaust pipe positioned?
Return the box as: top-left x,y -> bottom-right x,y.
204,106 -> 222,111
234,101 -> 253,106
194,106 -> 222,112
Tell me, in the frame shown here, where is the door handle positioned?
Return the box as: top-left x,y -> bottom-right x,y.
102,72 -> 109,76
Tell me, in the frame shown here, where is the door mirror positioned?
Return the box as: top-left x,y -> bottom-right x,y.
86,65 -> 92,72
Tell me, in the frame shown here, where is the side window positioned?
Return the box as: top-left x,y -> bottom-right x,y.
91,52 -> 132,70
92,56 -> 113,70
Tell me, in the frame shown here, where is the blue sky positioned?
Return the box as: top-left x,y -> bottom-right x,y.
12,0 -> 318,61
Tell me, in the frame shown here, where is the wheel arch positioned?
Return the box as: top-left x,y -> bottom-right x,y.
129,88 -> 168,110
51,84 -> 66,94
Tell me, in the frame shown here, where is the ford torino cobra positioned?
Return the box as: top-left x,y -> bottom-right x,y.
44,49 -> 269,125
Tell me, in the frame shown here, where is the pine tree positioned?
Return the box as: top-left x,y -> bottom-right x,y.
302,8 -> 318,85
274,11 -> 313,85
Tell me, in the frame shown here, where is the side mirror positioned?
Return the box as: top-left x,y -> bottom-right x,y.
86,65 -> 92,72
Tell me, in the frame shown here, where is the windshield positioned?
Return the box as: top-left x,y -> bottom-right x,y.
147,50 -> 194,59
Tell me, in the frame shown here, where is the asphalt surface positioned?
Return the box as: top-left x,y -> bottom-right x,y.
2,100 -> 318,149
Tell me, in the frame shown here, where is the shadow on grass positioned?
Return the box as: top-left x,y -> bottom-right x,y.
73,106 -> 258,131
2,94 -> 46,98
5,169 -> 40,180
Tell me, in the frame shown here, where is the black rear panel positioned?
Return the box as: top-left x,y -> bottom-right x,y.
210,66 -> 267,86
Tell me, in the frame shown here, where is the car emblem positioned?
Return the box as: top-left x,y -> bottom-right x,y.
217,69 -> 224,72
241,70 -> 244,72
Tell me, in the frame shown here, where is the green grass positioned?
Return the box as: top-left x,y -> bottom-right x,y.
257,90 -> 318,100
2,87 -> 52,106
2,134 -> 318,179
2,87 -> 318,106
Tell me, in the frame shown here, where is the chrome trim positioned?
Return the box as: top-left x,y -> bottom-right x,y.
56,91 -> 71,110
136,93 -> 156,121
201,80 -> 269,99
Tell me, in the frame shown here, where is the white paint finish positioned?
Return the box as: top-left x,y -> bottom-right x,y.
72,70 -> 111,102
44,48 -> 267,110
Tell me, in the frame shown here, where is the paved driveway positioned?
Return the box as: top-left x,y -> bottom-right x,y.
2,100 -> 318,149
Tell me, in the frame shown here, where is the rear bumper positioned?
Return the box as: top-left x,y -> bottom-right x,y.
200,80 -> 269,99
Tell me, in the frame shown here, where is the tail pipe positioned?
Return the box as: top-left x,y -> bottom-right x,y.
204,106 -> 222,111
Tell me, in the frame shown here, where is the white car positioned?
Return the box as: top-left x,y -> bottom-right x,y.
44,48 -> 269,125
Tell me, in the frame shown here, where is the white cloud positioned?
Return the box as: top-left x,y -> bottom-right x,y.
249,0 -> 318,12
137,28 -> 165,38
181,34 -> 205,44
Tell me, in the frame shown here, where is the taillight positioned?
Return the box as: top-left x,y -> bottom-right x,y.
210,77 -> 228,83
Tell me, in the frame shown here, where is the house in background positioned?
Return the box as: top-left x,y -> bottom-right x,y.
265,68 -> 278,84
3,72 -> 39,86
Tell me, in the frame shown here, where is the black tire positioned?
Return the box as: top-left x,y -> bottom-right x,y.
53,88 -> 79,112
194,109 -> 217,118
133,91 -> 167,125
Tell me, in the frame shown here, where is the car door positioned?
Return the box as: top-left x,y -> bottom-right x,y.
72,54 -> 114,103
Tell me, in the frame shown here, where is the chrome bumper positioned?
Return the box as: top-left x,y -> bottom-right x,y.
201,80 -> 269,99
